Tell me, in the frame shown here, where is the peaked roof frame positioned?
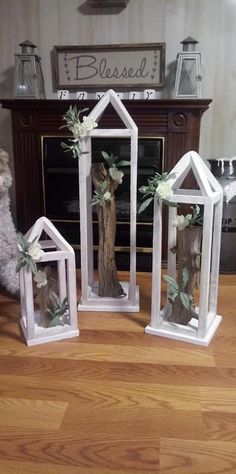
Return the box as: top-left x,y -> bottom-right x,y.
25,216 -> 74,254
88,89 -> 137,131
168,151 -> 222,197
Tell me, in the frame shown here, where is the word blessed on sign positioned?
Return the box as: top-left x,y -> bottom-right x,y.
53,43 -> 165,90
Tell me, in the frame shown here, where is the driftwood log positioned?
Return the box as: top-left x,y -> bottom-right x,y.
167,226 -> 202,325
91,163 -> 125,297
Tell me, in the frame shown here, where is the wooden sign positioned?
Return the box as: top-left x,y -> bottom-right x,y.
52,43 -> 165,90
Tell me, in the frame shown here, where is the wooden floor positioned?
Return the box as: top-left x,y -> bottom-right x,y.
0,272 -> 236,473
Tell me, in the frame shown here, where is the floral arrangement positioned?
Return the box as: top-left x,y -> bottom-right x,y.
164,267 -> 193,311
138,171 -> 177,213
91,151 -> 129,207
16,233 -> 45,274
16,233 -> 69,327
60,106 -> 98,158
174,205 -> 203,231
163,205 -> 203,325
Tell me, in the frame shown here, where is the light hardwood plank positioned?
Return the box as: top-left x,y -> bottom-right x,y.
202,411 -> 236,442
0,375 -> 200,410
160,438 -> 236,473
0,432 -> 160,472
0,460 -> 142,474
200,386 -> 236,413
0,342 -> 216,366
0,398 -> 67,429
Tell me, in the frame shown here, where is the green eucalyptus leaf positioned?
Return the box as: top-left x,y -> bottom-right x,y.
15,259 -> 25,273
117,160 -> 130,167
180,291 -> 191,310
138,197 -> 153,214
182,267 -> 189,288
168,291 -> 178,302
163,274 -> 179,292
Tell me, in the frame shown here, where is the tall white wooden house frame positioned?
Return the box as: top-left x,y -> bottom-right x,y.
19,217 -> 79,346
78,89 -> 139,312
146,151 -> 223,345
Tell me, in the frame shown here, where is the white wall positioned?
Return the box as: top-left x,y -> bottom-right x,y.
0,0 -> 236,198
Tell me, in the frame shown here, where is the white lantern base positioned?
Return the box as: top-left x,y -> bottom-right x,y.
145,306 -> 222,346
20,316 -> 79,346
78,281 -> 139,312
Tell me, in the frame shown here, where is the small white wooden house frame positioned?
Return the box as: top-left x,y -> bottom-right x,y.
19,217 -> 79,346
78,89 -> 139,311
145,151 -> 223,345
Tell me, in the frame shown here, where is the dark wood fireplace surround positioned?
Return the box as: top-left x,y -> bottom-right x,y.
1,98 -> 211,269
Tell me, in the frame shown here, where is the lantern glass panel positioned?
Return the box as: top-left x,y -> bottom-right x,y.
32,261 -> 69,329
179,58 -> 198,96
15,58 -> 36,97
35,59 -> 45,98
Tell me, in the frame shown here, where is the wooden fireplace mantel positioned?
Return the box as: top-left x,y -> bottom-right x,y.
1,98 -> 211,257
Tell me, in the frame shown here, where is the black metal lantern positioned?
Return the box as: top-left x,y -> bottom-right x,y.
14,40 -> 46,99
174,37 -> 202,99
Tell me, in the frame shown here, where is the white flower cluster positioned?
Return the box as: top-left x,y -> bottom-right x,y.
33,270 -> 47,288
28,242 -> 45,261
175,214 -> 192,231
155,181 -> 173,201
18,240 -> 44,261
110,168 -> 124,184
72,116 -> 98,138
103,191 -> 112,202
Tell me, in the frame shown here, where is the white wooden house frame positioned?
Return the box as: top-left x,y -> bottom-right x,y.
78,89 -> 139,312
19,217 -> 79,346
145,151 -> 223,345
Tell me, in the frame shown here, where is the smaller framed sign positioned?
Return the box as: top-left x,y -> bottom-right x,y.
52,43 -> 165,90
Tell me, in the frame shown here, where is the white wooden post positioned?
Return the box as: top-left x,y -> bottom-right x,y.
198,201 -> 214,339
57,259 -> 67,301
209,197 -> 223,315
79,137 -> 93,301
167,206 -> 177,280
67,254 -> 78,330
128,129 -> 138,305
24,269 -> 34,340
146,198 -> 162,331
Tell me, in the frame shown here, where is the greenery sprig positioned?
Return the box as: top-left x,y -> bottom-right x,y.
138,171 -> 177,214
46,292 -> 69,327
16,233 -> 44,274
91,180 -> 112,207
101,150 -> 130,182
60,105 -> 97,159
91,151 -> 130,207
163,267 -> 192,310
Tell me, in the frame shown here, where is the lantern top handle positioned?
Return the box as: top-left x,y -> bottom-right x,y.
19,40 -> 37,54
180,37 -> 199,52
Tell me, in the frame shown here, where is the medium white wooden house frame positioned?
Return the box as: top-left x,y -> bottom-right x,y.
78,89 -> 139,312
19,217 -> 79,346
145,151 -> 223,345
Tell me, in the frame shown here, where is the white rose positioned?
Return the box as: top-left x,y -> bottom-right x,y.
71,123 -> 83,138
82,116 -> 98,131
33,270 -> 47,288
111,168 -> 124,184
175,214 -> 192,231
103,191 -> 111,201
28,242 -> 44,261
156,181 -> 173,201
